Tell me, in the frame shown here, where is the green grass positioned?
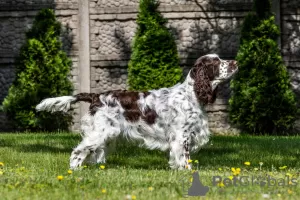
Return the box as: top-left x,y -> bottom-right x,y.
0,133 -> 300,200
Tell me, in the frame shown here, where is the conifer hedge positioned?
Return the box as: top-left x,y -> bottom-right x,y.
229,0 -> 298,134
128,0 -> 182,90
2,9 -> 73,131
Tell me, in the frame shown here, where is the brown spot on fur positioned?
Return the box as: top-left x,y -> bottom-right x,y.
111,90 -> 157,124
111,91 -> 140,110
142,107 -> 158,125
76,90 -> 157,124
124,110 -> 141,122
75,93 -> 102,115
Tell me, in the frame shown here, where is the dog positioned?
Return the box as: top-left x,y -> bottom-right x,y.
36,54 -> 238,170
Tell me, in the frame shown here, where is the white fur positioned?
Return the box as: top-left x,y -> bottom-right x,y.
36,54 -> 238,170
36,96 -> 76,113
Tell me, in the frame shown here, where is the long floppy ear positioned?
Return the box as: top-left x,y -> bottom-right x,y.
190,62 -> 214,105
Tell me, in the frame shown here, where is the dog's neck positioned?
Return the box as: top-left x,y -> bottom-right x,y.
181,71 -> 200,103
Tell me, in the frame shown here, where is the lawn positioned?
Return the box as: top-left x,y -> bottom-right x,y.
0,133 -> 300,200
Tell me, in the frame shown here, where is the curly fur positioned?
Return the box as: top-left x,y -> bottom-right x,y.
36,54 -> 238,170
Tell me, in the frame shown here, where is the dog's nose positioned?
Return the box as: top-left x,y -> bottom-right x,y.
227,60 -> 238,73
230,60 -> 237,67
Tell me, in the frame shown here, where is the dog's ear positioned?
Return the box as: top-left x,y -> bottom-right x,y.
190,62 -> 214,105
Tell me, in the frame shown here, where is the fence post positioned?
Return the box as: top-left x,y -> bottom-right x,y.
78,0 -> 90,120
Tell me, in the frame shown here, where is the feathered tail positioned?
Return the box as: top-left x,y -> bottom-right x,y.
36,93 -> 100,113
36,96 -> 77,113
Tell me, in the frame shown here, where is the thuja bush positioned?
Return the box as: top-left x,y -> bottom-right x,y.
229,0 -> 298,134
128,0 -> 182,90
2,9 -> 73,131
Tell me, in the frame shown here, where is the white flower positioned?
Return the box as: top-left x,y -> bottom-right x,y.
262,194 -> 270,199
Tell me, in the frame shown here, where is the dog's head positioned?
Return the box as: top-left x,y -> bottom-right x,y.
190,54 -> 238,105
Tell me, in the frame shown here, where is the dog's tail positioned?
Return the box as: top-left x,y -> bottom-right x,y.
36,93 -> 100,113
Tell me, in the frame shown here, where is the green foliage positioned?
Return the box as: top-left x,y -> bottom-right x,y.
229,0 -> 298,134
2,9 -> 73,131
128,0 -> 182,90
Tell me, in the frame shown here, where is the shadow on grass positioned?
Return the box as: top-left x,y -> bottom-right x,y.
107,136 -> 300,170
1,133 -> 300,170
13,144 -> 72,153
193,136 -> 300,169
0,133 -> 80,154
106,139 -> 170,170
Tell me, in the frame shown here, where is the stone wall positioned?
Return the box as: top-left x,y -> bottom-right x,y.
1,0 -> 300,134
281,0 -> 300,131
282,0 -> 300,97
0,0 -> 80,131
89,0 -> 251,134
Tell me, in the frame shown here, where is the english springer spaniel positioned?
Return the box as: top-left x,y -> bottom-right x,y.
36,54 -> 238,170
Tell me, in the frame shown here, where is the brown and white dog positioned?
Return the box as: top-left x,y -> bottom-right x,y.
36,54 -> 238,170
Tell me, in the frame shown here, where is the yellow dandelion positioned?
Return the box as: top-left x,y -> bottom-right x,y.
148,186 -> 154,191
0,162 -> 4,167
244,161 -> 250,166
67,170 -> 73,174
279,166 -> 287,170
218,182 -> 225,187
100,165 -> 105,170
131,195 -> 137,200
231,168 -> 241,175
228,176 -> 234,180
194,160 -> 199,164
57,175 -> 64,181
0,171 -> 3,175
101,189 -> 106,194
233,171 -> 239,176
188,159 -> 193,163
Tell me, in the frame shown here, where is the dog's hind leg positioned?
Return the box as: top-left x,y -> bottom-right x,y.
88,138 -> 116,164
70,121 -> 120,169
70,132 -> 106,169
96,138 -> 117,163
85,146 -> 106,164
